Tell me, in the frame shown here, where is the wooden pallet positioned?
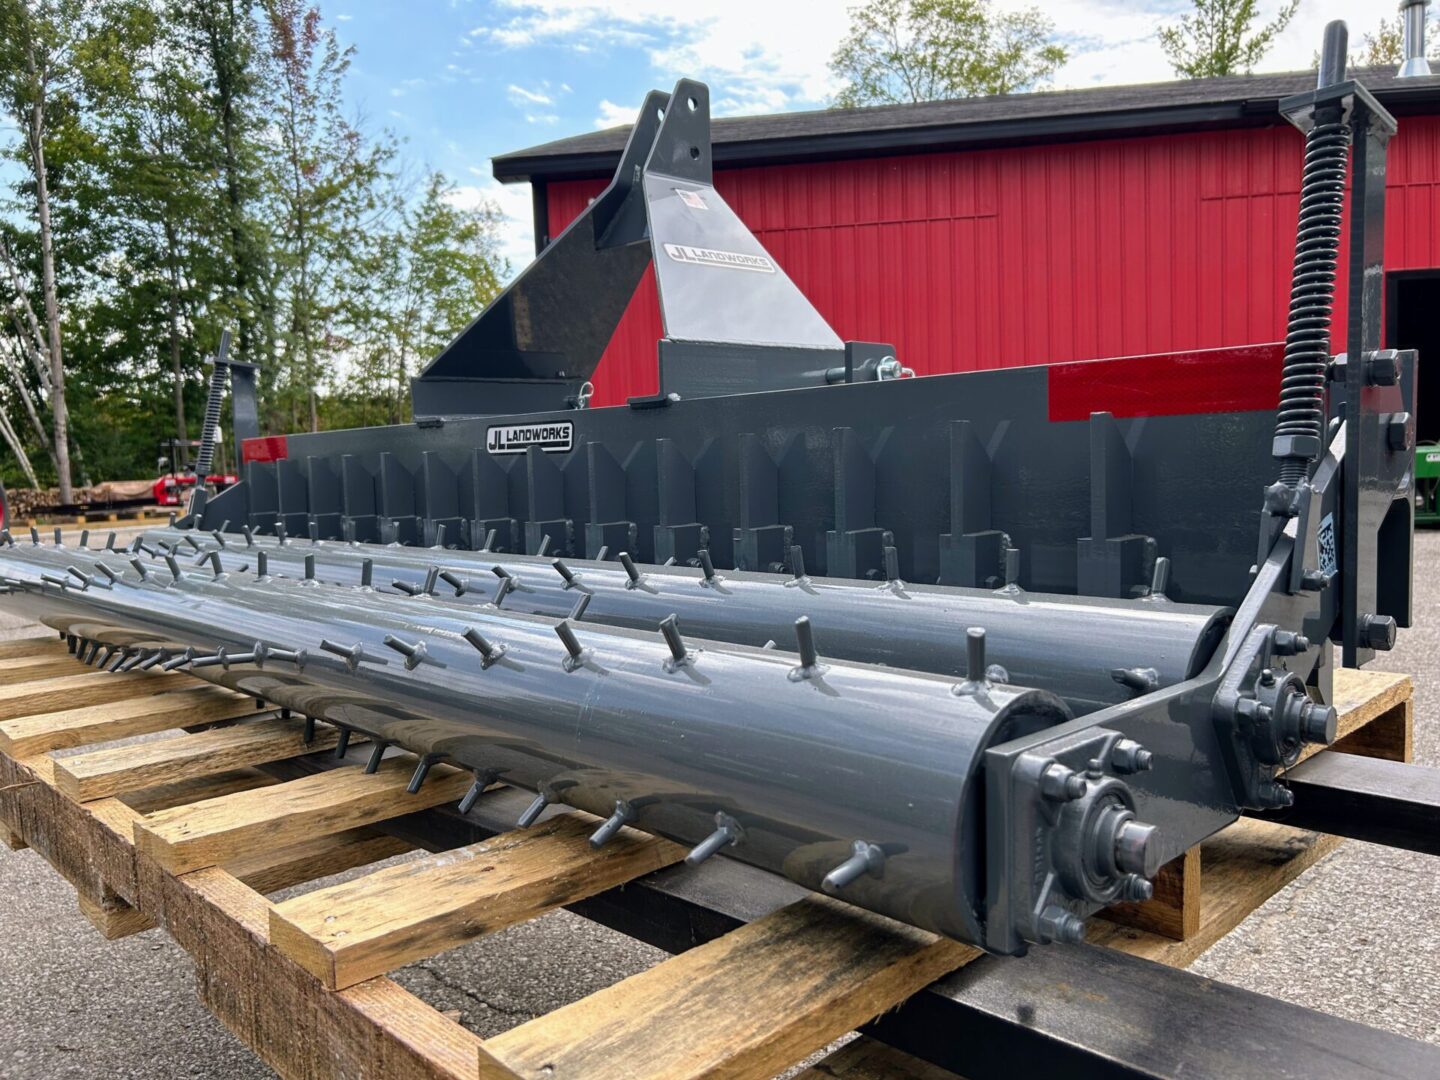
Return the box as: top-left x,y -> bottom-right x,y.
0,633 -> 1413,1080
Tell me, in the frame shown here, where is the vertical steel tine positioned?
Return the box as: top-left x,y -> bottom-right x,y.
432,522 -> 447,549
462,627 -> 506,668
788,545 -> 807,584
481,528 -> 496,552
422,565 -> 439,595
30,526 -> 40,545
165,554 -> 182,581
78,529 -> 89,548
301,715 -> 317,744
0,529 -> 10,546
698,548 -> 716,583
363,741 -> 388,773
595,545 -> 610,561
789,616 -> 825,680
966,627 -> 987,682
211,529 -> 228,548
104,531 -> 116,552
243,525 -> 255,547
168,511 -> 177,527
1150,556 -> 1171,598
219,520 -> 231,534
275,522 -> 288,545
309,520 -> 320,544
589,800 -> 635,848
304,553 -> 316,581
334,726 -> 352,759
208,551 -> 224,577
659,613 -> 690,669
458,774 -> 488,814
129,557 -> 149,581
183,534 -> 202,551
360,558 -> 373,588
569,592 -> 591,621
53,526 -> 63,546
257,550 -> 269,577
884,545 -> 901,583
536,534 -> 552,557
618,552 -> 642,588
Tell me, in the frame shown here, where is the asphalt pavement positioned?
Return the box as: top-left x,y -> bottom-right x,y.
1,530 -> 1436,1076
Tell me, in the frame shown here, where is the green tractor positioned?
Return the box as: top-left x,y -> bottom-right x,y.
1420,443 -> 1440,526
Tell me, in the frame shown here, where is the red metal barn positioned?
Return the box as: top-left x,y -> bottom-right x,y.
494,68 -> 1440,443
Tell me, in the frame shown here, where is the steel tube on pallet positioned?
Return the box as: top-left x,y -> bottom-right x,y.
0,541 -> 1073,946
142,527 -> 1231,715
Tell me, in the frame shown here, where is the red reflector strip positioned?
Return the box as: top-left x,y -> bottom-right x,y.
242,435 -> 289,464
1047,343 -> 1284,422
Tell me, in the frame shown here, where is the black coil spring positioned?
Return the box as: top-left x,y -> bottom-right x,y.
1275,117 -> 1350,485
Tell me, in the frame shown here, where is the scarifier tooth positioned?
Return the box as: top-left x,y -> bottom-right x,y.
303,553 -> 316,581
94,645 -> 116,668
788,616 -> 825,681
618,552 -> 642,588
275,523 -> 288,545
382,634 -> 427,670
552,559 -> 582,590
30,527 -> 40,545
257,551 -> 269,577
569,593 -> 591,621
93,562 -> 118,585
106,649 -> 130,672
555,620 -> 588,671
160,649 -> 195,672
66,634 -> 78,654
516,791 -> 550,828
164,555 -> 182,581
535,534 -> 552,557
208,551 -> 224,577
462,627 -> 506,669
822,841 -> 885,893
243,525 -> 255,548
320,639 -> 364,670
118,652 -> 147,673
302,715 -> 316,744
431,523 -> 447,549
458,777 -> 486,814
40,573 -> 70,590
79,529 -> 89,549
481,528 -> 496,552
334,727 -> 352,759
492,568 -> 516,607
309,521 -> 320,544
589,800 -> 635,848
0,530 -> 10,547
359,558 -> 373,588
138,650 -> 168,671
422,566 -> 439,595
129,558 -> 149,581
211,530 -> 227,548
595,546 -> 610,561
685,814 -> 742,866
104,531 -> 116,552
364,741 -> 389,774
786,545 -> 808,586
698,549 -> 717,583
53,527 -> 63,546
219,520 -> 231,534
966,627 -> 987,683
183,534 -> 201,552
439,569 -> 469,596
659,614 -> 690,670
884,545 -> 901,583
407,753 -> 443,793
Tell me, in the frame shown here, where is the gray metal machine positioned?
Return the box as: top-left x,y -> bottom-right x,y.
0,24 -> 1418,959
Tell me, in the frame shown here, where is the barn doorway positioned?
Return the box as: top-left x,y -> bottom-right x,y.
1387,270 -> 1440,446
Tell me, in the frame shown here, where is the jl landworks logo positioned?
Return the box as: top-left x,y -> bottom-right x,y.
663,243 -> 775,273
485,421 -> 574,455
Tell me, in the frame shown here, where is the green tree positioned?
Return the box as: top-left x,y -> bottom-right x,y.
1159,0 -> 1299,79
338,173 -> 506,427
829,0 -> 1067,107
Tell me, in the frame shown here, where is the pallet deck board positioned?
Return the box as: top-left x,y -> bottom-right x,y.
0,683 -> 255,757
485,894 -> 980,1080
132,755 -> 473,873
0,635 -> 68,661
270,812 -> 686,989
0,649 -> 1417,1080
0,669 -> 197,723
53,714 -> 348,801
0,653 -> 105,685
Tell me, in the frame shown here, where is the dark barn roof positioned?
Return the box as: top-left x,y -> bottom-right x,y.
493,67 -> 1440,183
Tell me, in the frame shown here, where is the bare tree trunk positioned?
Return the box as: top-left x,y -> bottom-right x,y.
0,237 -> 53,394
24,44 -> 73,504
0,332 -> 57,470
163,220 -> 189,468
0,404 -> 39,488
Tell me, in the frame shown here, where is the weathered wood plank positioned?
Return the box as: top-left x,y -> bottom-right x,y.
0,653 -> 92,685
271,812 -> 685,989
0,818 -> 25,850
0,635 -> 67,661
1330,700 -> 1412,763
0,683 -> 255,757
0,669 -> 197,723
52,715 -> 348,802
1102,845 -> 1200,941
1089,817 -> 1339,967
77,891 -> 155,939
228,827 -> 415,897
485,895 -> 979,1080
133,755 -> 471,874
1296,668 -> 1412,766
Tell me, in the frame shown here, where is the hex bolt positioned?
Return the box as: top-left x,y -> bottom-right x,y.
821,840 -> 885,893
685,814 -> 743,866
618,552 -> 642,588
1110,739 -> 1154,774
589,800 -> 636,848
1037,905 -> 1086,944
1113,819 -> 1161,879
382,634 -> 428,670
1256,780 -> 1294,808
1300,568 -> 1332,591
1122,874 -> 1154,901
555,620 -> 588,671
1294,696 -> 1338,745
439,569 -> 469,596
1272,630 -> 1310,656
462,626 -> 507,669
1039,763 -> 1087,801
517,791 -> 550,828
658,613 -> 691,670
698,548 -> 717,583
1359,613 -> 1397,651
1366,349 -> 1401,386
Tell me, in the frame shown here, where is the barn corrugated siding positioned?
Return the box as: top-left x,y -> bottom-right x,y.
545,116 -> 1440,408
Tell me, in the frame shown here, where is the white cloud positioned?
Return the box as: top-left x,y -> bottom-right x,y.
335,12 -> 352,21
508,83 -> 555,105
593,98 -> 636,128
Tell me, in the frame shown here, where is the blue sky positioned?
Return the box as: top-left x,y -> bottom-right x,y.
330,0 -> 1401,273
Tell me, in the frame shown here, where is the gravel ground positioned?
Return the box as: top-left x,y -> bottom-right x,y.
0,529 -> 1436,1077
